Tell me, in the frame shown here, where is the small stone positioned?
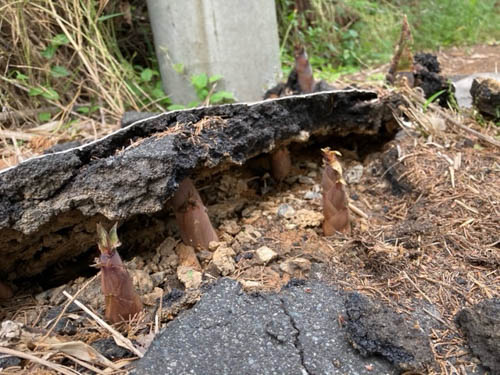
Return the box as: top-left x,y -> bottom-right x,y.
208,241 -> 222,251
219,232 -> 234,244
277,204 -> 295,218
240,280 -> 262,289
285,223 -> 297,230
197,250 -> 213,263
130,269 -> 154,295
285,176 -> 299,184
150,271 -> 167,287
298,176 -> 315,185
280,258 -> 311,274
220,220 -> 241,235
0,320 -> 22,345
305,161 -> 318,170
177,266 -> 202,289
156,237 -> 177,257
304,191 -> 321,200
292,209 -> 323,228
163,252 -> 179,269
48,285 -> 66,305
241,206 -> 256,218
234,225 -> 262,244
307,170 -> 318,178
255,246 -> 278,264
345,164 -> 364,184
175,244 -> 201,271
212,246 -> 236,276
142,287 -> 164,306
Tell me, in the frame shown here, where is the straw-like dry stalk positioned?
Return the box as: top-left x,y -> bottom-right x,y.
96,223 -> 142,324
321,148 -> 350,235
271,146 -> 292,182
172,178 -> 218,249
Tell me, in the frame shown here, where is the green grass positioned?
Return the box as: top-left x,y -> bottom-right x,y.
277,0 -> 500,79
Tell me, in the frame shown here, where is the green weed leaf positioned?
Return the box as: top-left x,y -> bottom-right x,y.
50,65 -> 70,78
210,91 -> 234,104
52,34 -> 69,46
38,112 -> 51,122
167,104 -> 186,111
423,90 -> 446,111
29,87 -> 44,96
41,87 -> 59,100
209,74 -> 223,83
191,73 -> 208,90
98,12 -> 124,22
41,45 -> 56,59
15,71 -> 28,81
140,68 -> 154,82
77,106 -> 90,114
197,88 -> 209,101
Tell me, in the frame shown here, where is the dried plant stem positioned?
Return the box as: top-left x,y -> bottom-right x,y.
42,274 -> 97,342
404,88 -> 500,148
0,346 -> 78,375
62,290 -> 144,358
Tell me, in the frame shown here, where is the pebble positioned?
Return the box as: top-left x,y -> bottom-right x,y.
305,161 -> 319,170
345,164 -> 364,184
255,246 -> 278,264
304,191 -> 322,200
235,225 -> 262,244
130,269 -> 154,295
277,204 -> 295,218
176,266 -> 202,290
280,258 -> 312,274
298,176 -> 316,185
212,246 -> 236,276
220,220 -> 241,235
150,271 -> 167,287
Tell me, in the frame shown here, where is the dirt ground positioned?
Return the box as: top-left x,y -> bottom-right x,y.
0,46 -> 499,374
437,44 -> 499,76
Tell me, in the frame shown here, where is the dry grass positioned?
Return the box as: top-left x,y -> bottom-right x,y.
321,91 -> 499,374
0,0 -> 162,170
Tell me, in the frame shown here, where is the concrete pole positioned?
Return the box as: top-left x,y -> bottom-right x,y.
146,0 -> 282,105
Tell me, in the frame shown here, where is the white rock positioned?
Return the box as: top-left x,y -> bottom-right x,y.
220,220 -> 241,235
277,203 -> 295,218
130,269 -> 154,294
304,191 -> 322,200
280,258 -> 312,274
240,280 -> 262,289
177,266 -> 202,289
345,164 -> 364,184
255,246 -> 278,264
212,246 -> 236,275
298,176 -> 315,185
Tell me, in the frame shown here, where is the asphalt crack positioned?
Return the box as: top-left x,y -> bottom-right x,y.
280,297 -> 311,375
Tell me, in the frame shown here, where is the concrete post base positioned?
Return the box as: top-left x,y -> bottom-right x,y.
147,0 -> 282,105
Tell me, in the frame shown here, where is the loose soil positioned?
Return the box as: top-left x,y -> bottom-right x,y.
0,45 -> 499,374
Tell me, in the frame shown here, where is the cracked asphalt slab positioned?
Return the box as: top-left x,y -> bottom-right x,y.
132,278 -> 397,375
